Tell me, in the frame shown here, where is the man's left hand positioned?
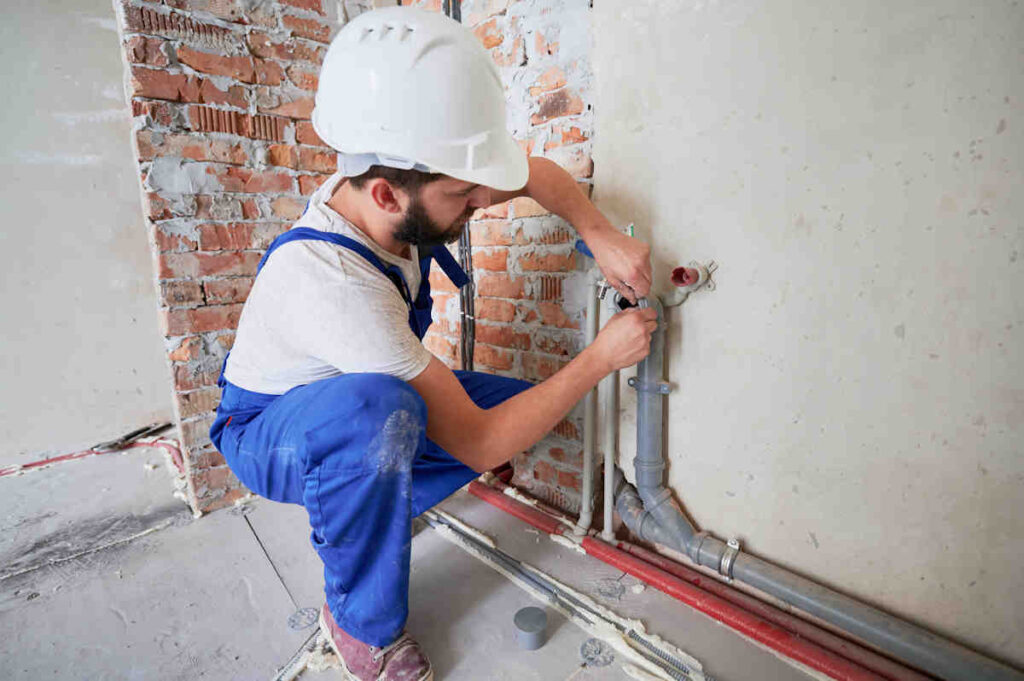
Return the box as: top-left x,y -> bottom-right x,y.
587,227 -> 652,304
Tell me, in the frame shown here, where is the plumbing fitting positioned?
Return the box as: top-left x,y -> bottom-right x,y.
662,260 -> 717,307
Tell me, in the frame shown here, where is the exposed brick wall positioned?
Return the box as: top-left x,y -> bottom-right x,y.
411,0 -> 595,514
118,0 -> 595,515
115,0 -> 337,513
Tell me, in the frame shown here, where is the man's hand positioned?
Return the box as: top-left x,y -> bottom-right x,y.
586,228 -> 652,304
589,307 -> 658,372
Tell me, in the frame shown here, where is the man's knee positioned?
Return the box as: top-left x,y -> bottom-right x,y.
314,373 -> 427,472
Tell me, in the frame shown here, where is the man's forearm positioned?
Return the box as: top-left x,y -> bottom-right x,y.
522,156 -> 615,241
463,344 -> 609,471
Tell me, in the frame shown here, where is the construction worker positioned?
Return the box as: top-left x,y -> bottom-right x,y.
210,7 -> 655,680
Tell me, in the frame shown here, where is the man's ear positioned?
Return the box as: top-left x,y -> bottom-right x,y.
368,179 -> 405,215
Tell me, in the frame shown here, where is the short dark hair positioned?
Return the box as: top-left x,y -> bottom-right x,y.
347,165 -> 441,193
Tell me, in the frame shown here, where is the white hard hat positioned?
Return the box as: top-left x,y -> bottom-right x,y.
312,7 -> 528,191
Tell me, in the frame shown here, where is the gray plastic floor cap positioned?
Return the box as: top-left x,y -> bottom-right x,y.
513,606 -> 548,650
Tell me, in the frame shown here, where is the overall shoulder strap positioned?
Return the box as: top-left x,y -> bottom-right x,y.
422,244 -> 469,288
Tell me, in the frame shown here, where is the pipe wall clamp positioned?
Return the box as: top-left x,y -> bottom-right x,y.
627,377 -> 672,394
719,538 -> 741,582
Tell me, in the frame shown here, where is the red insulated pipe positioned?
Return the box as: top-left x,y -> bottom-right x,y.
468,479 -> 888,681
0,439 -> 185,479
467,480 -> 566,535
581,536 -> 885,681
615,542 -> 933,681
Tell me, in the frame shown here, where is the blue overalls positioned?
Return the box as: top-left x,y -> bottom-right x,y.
209,228 -> 530,647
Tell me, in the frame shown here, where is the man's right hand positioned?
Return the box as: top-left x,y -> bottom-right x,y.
589,307 -> 659,373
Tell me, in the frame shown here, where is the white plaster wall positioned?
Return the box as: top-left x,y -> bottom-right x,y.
0,1 -> 173,467
593,0 -> 1023,667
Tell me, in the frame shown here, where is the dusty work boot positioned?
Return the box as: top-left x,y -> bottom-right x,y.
320,604 -> 433,681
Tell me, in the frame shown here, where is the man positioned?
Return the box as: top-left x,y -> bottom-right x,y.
210,7 -> 656,681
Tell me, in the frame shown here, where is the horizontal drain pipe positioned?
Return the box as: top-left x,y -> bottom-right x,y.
615,296 -> 1023,681
468,480 -> 911,681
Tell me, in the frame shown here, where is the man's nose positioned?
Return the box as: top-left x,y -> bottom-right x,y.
467,185 -> 491,209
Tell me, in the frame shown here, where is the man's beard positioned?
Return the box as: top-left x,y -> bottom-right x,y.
393,193 -> 473,251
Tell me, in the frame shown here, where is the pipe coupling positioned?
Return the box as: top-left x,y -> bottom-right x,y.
719,538 -> 741,582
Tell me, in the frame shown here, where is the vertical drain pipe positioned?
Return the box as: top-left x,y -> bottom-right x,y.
574,272 -> 601,536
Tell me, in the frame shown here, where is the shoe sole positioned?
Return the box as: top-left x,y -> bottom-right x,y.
318,609 -> 433,681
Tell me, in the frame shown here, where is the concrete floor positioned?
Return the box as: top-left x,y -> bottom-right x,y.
0,445 -> 817,681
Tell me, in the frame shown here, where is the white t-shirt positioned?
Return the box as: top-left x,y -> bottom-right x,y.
223,171 -> 433,395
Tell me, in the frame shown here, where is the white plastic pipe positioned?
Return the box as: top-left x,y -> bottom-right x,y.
601,366 -> 618,541
574,273 -> 602,536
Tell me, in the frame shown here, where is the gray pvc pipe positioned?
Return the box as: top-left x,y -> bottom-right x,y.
616,297 -> 1024,681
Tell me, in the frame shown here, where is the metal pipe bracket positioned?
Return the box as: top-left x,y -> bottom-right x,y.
627,376 -> 672,394
719,538 -> 741,582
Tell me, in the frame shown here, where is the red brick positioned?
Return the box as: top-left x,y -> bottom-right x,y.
297,146 -> 336,173
470,221 -> 517,246
145,192 -> 172,220
295,121 -> 326,146
553,419 -> 579,441
190,464 -> 235,491
535,334 -> 573,357
188,106 -> 290,142
168,336 -> 201,362
509,197 -> 548,218
491,35 -> 524,67
424,333 -> 458,366
476,273 -> 526,299
472,249 -> 507,271
476,298 -> 515,323
283,14 -> 331,43
470,201 -> 509,220
198,223 -> 254,250
192,447 -> 227,468
280,0 -> 324,14
209,166 -> 294,193
428,268 -> 459,294
538,276 -> 562,301
204,278 -> 254,304
522,353 -> 566,381
122,3 -> 234,47
153,223 -> 198,252
247,31 -> 325,64
255,59 -> 285,86
286,64 -> 319,91
535,30 -> 558,57
537,301 -> 578,329
270,196 -> 307,220
529,66 -> 566,96
533,459 -> 557,485
299,174 -> 328,195
125,35 -> 171,67
133,100 -> 176,127
518,251 -> 575,272
241,199 -> 261,219
173,363 -> 220,391
547,445 -> 581,465
180,415 -> 216,452
531,89 -> 583,124
163,303 -> 244,335
557,468 -> 582,492
544,125 -> 589,151
166,0 -> 244,23
267,144 -> 298,169
476,324 -> 531,350
177,45 -> 255,82
130,67 -> 247,108
159,251 -> 261,278
262,95 -> 315,120
473,18 -> 502,49
474,344 -> 514,371
161,280 -> 204,307
136,131 -> 247,165
176,387 -> 220,419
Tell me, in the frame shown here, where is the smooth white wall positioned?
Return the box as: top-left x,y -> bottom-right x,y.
594,0 -> 1023,666
0,1 -> 173,467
